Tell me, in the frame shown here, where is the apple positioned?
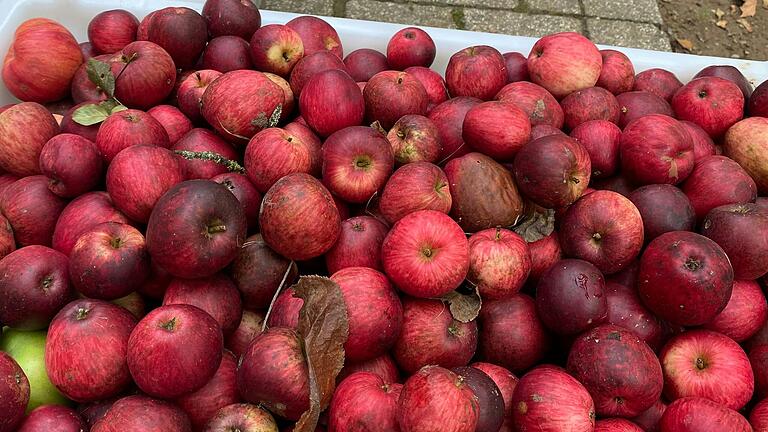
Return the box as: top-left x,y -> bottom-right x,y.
0,102 -> 59,176
87,9 -> 138,55
595,419 -> 644,432
237,327 -> 309,420
751,345 -> 768,399
264,72 -> 295,121
751,398 -> 768,432
172,128 -> 238,180
96,108 -> 170,162
264,286 -> 302,329
204,403 -> 279,432
560,190 -> 644,274
633,68 -> 683,101
141,7 -> 206,69
705,279 -> 767,342
70,53 -> 111,103
379,161 -> 451,224
628,184 -> 695,241
202,0 -> 261,40
724,117 -> 768,193
286,15 -> 342,58
177,351 -> 239,431
177,69 -> 222,123
105,145 -> 185,223
0,215 -> 14,261
60,102 -> 101,142
202,35 -> 253,73
52,192 -> 130,256
229,233 -> 298,309
528,232 -> 563,283
471,362 -> 518,426
446,45 -> 507,101
0,329 -> 70,410
397,366 -> 479,432
568,325 -> 663,417
109,41 -> 176,110
561,86 -> 620,130
225,309 -> 264,359
249,25 -> 303,76
259,173 -> 341,261
38,133 -> 102,198
569,119 -> 621,179
0,175 -> 67,247
750,79 -> 768,117
387,114 -> 440,164
282,121 -> 322,174
329,372 -> 402,432
344,48 -> 388,82
112,291 -> 145,320
694,65 -> 753,101
3,18 -> 82,103
682,156 -> 757,221
288,51 -> 347,96
680,121 -> 717,161
128,304 -> 223,399
502,51 -> 528,83
325,216 -> 388,274
386,26 -> 435,70
211,173 -> 261,230
91,395 -> 191,431
672,77 -> 744,138
701,203 -> 768,279
338,354 -> 401,385
462,100 -> 531,160
163,274 -> 243,336
604,281 -> 664,351
527,32 -> 602,99
0,352 -> 29,432
427,96 -> 481,161
631,399 -> 666,432
467,228 -> 531,300
404,66 -> 449,112
496,81 -> 565,128
537,258 -> 606,335
620,114 -> 694,185
660,397 -> 750,432
512,365 -> 595,432
450,366 -> 504,432
513,134 -> 591,209
615,91 -> 674,129
597,49 -> 635,95
364,70 -> 428,129
147,105 -> 192,145
16,405 -> 85,432
300,69 -> 365,137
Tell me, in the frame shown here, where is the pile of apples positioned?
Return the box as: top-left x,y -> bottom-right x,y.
2,0 -> 768,431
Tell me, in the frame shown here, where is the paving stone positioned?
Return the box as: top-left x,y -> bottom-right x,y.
464,9 -> 584,37
345,0 -> 459,28
527,0 -> 581,15
416,0 -> 519,8
262,0 -> 336,16
583,0 -> 663,24
587,18 -> 671,51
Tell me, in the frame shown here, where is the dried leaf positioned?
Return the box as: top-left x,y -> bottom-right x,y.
293,276 -> 349,432
763,0 -> 768,9
737,18 -> 754,32
731,4 -> 739,13
676,38 -> 694,51
715,8 -> 725,19
71,103 -> 110,126
442,283 -> 482,323
716,20 -> 729,29
513,207 -> 555,243
741,0 -> 757,17
85,58 -> 115,98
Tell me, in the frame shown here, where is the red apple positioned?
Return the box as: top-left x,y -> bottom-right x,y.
249,25 -> 303,76
680,120 -> 716,162
91,395 -> 191,431
300,69 -> 365,137
379,161 -> 451,224
163,274 -> 242,336
338,354 -> 401,384
597,49 -> 635,95
229,233 -> 298,309
682,155 -> 757,220
52,192 -> 130,256
672,77 -> 744,138
87,10 -> 138,55
386,27 -> 435,70
427,96 -> 481,161
211,172 -> 262,230
204,403 -> 278,432
0,102 -> 59,176
467,228 -> 530,300
3,18 -> 82,103
404,66 -> 449,112
329,372 -> 402,432
105,145 -> 185,223
264,286 -> 302,329
1,175 -> 67,247
701,203 -> 768,279
446,45 -> 506,101
628,184 -> 695,241
70,53 -> 111,104
386,114 -> 440,164
39,133 -> 102,198
264,72 -> 295,121
397,366 -> 479,432
561,86 -> 620,130
750,79 -> 768,117
660,397 -> 752,431
325,216 -> 388,274
17,405 -> 85,432
751,398 -> 768,432
751,345 -> 768,399
502,51 -> 528,83
512,365 -> 596,432
283,121 -> 321,174
141,7 -> 206,69
569,119 -> 621,179
724,117 -> 768,193
172,128 -> 238,180
694,65 -> 753,101
631,399 -> 666,432
471,362 -> 518,425
96,108 -> 170,162
496,81 -> 565,128
527,32 -> 602,99
225,309 -> 264,359
528,232 -> 562,283
286,15 -> 342,58
705,279 -> 767,342
288,51 -> 347,96
620,114 -> 694,185
0,352 -> 28,432
462,100 -> 531,160
202,0 -> 261,40
633,68 -> 683,101
177,351 -> 238,431
605,281 -> 664,351
364,70 -> 428,129
177,69 -> 222,123
344,48 -> 388,82
109,41 -> 176,110
595,419 -> 644,432
148,105 -> 192,145
201,35 -> 252,73
451,366 -> 504,432
615,91 -> 674,129
0,215 -> 15,262
60,102 -> 101,142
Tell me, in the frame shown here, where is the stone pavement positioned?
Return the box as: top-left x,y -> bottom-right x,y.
258,0 -> 671,52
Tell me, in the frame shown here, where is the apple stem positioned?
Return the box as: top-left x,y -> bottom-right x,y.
174,150 -> 246,174
261,261 -> 296,332
75,307 -> 90,321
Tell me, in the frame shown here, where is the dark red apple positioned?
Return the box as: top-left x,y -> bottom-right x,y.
137,260 -> 172,300
177,351 -> 238,431
288,51 -> 347,96
344,48 -> 388,82
202,0 -> 261,40
513,134 -> 591,208
615,91 -> 674,129
631,399 -> 666,432
379,161 -> 451,224
569,119 -> 621,179
537,258 -> 606,335
672,77 -> 744,138
338,354 -> 401,385
527,32 -> 602,99
446,45 -> 506,101
329,372 -> 402,432
701,203 -> 768,279
225,309 -> 264,359
528,232 -> 563,283
502,51 -> 528,83
752,399 -> 768,432
397,366 -> 479,432
628,184 -> 695,241
561,86 -> 620,131
95,108 -> 170,162
386,27 -> 435,70
1,175 -> 67,247
597,49 -> 635,95
386,114 -> 440,164
0,102 -> 59,176
325,216 -> 388,274
467,228 -> 530,300
204,403 -> 279,432
471,362 -> 518,426
147,105 -> 192,145
38,133 -> 102,198
229,233 -> 297,309
141,7 -> 206,69
172,128 -> 238,180
680,120 -> 717,162
286,15 -> 342,58
451,366 -> 504,432
70,54 -> 111,104
364,70 -> 428,129
88,9 -> 139,55
300,69 -> 365,138
177,69 -> 222,123
751,345 -> 768,399
60,102 -> 100,142
52,192 -> 130,256
462,100 -> 531,161
17,405 -> 85,432
705,279 -> 767,342
163,274 -> 242,336
620,114 -> 694,185
404,66 -> 449,112
750,79 -> 768,117
109,41 -> 176,110
512,365 -> 596,432
427,96 -> 481,161
605,281 -> 664,351
91,395 -> 191,432
264,286 -> 301,329
496,81 -> 565,128
211,172 -> 261,230
682,155 -> 757,220
633,68 -> 683,101
0,352 -> 29,432
249,25 -> 303,76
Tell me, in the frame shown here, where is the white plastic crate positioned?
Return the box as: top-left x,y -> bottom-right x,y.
0,0 -> 766,105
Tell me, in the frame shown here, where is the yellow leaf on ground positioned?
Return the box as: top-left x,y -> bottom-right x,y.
737,18 -> 754,32
677,38 -> 694,50
715,8 -> 725,18
716,19 -> 728,28
741,0 -> 757,17
763,0 -> 768,9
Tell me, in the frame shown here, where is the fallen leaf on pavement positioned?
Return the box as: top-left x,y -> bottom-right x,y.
737,18 -> 754,32
676,38 -> 694,51
741,0 -> 757,17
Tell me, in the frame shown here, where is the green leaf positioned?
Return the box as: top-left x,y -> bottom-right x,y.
86,58 -> 115,98
110,104 -> 128,114
71,103 -> 110,126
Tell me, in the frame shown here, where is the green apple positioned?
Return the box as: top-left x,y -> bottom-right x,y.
0,327 -> 70,411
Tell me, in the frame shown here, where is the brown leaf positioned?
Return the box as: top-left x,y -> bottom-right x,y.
741,0 -> 757,17
763,0 -> 768,9
513,206 -> 556,243
715,8 -> 726,19
676,38 -> 694,51
442,283 -> 482,323
737,18 -> 754,32
716,19 -> 729,29
293,276 -> 350,432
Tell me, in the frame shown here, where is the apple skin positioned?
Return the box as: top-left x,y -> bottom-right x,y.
148,105 -> 192,145
87,9 -> 139,55
496,81 -> 565,128
204,403 -> 279,432
105,145 -> 185,223
638,231 -> 733,326
560,190 -> 645,275
2,18 -> 82,103
471,362 -> 518,427
300,70 -> 365,138
211,173 -> 261,231
329,372 -> 402,432
451,366 -> 504,432
387,114 -> 440,164
286,15 -> 342,58
264,286 -> 302,329
527,232 -> 562,283
446,45 -> 507,101
325,216 -> 387,274
619,114 -> 694,185
724,117 -> 768,193
176,351 -> 239,431
512,365 -> 596,432
427,96 -> 481,162
201,35 -> 252,73
265,73 -> 296,120
38,133 -> 102,198
249,25 -> 303,76
202,0 -> 261,40
750,398 -> 768,432
288,51 -> 347,96
229,233 -> 298,309
0,175 -> 67,247
177,69 -> 222,123
109,41 -> 176,110
597,49 -> 635,95
52,192 -> 130,256
16,405 -> 85,432
96,108 -> 170,162
570,119 -> 621,179
338,354 -> 401,385
225,309 -> 264,359
0,215 -> 15,261
681,155 -> 757,220
380,161 -> 451,224
672,77 -> 744,139
397,366 -> 479,432
163,274 -> 242,336
79,41 -> 97,60
364,70 -> 428,129
561,86 -> 620,130
462,100 -> 531,161
60,102 -> 101,142
660,329 -> 753,410
394,297 -> 478,374
605,281 -> 664,351
680,121 -> 716,162
595,419 -> 644,432
568,325 -> 663,417
141,7 -> 207,69
660,397 -> 751,432
259,173 -> 341,261
513,134 -> 591,209
468,228 -> 531,300
173,128 -> 238,180
750,79 -> 768,117
527,32 -> 602,99
69,222 -> 149,300
701,203 -> 768,280
404,66 -> 449,112
634,68 -> 683,101
127,304 -> 224,399
694,65 -> 753,101
631,399 -> 666,432
45,299 -> 136,402
502,51 -> 528,83
478,294 -> 549,373
0,352 -> 29,432
629,185 -> 694,242
386,27 -> 435,70
237,327 -> 310,421
70,53 -> 111,103
344,48 -> 388,82
705,279 -> 767,342
91,395 -> 192,432
0,102 -> 59,176
615,91 -> 674,129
